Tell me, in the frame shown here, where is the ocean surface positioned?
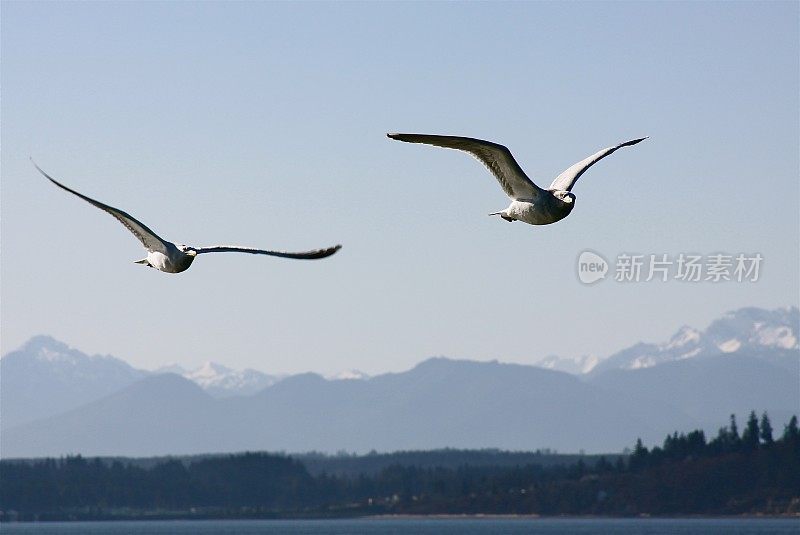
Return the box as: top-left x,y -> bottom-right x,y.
1,518 -> 797,534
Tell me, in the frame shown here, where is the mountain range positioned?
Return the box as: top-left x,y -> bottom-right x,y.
1,337 -> 372,429
1,306 -> 797,458
0,338 -> 278,429
535,306 -> 798,375
155,361 -> 279,398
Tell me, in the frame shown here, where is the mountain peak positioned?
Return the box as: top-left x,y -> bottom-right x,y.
327,369 -> 370,381
706,306 -> 799,352
20,335 -> 76,363
1,336 -> 146,429
665,325 -> 701,349
12,335 -> 129,368
589,305 -> 799,375
187,361 -> 234,381
536,354 -> 600,374
182,361 -> 276,396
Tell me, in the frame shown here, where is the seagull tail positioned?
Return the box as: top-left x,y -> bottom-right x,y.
134,258 -> 152,267
489,210 -> 515,222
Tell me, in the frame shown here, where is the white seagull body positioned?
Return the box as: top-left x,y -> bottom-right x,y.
33,162 -> 341,273
387,133 -> 647,225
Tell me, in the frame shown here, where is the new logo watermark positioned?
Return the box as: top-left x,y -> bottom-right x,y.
577,251 -> 762,284
577,251 -> 609,284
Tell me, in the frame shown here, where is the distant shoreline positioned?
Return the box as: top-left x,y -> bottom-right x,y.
3,513 -> 799,523
365,514 -> 800,520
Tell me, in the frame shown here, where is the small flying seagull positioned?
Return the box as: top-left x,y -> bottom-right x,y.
387,133 -> 647,226
32,161 -> 341,273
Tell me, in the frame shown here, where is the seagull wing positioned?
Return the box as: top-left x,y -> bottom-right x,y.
192,244 -> 341,260
387,133 -> 544,201
549,137 -> 647,192
32,160 -> 171,254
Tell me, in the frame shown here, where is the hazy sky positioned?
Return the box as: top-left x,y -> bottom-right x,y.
2,1 -> 798,376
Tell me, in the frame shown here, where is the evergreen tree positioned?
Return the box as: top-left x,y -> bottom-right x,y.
686,430 -> 706,456
741,410 -> 760,451
729,414 -> 739,439
708,426 -> 728,455
630,438 -> 649,471
728,414 -> 741,451
783,415 -> 799,442
759,412 -> 774,446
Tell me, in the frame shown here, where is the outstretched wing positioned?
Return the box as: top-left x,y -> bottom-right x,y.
192,244 -> 341,260
32,160 -> 171,254
387,133 -> 544,201
549,137 -> 647,192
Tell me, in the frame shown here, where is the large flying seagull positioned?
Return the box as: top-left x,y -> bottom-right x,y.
33,161 -> 341,273
388,134 -> 646,225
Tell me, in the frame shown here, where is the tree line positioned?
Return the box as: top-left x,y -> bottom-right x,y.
1,412 -> 798,520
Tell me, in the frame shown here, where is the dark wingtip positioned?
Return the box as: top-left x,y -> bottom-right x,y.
316,244 -> 342,259
29,158 -> 52,180
387,133 -> 400,139
621,137 -> 648,148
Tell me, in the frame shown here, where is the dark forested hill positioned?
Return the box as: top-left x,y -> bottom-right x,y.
2,413 -> 798,520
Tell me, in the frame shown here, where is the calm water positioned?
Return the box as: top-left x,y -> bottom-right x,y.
0,518 -> 797,534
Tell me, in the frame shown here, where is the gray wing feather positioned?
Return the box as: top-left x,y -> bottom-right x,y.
32,160 -> 171,253
549,137 -> 647,192
192,244 -> 341,260
388,133 -> 544,200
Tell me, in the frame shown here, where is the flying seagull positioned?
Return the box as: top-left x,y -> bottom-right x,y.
387,133 -> 647,225
32,161 -> 341,273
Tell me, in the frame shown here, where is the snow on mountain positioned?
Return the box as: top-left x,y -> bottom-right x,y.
704,307 -> 799,352
151,361 -> 278,396
589,306 -> 799,375
4,305 -> 796,432
326,369 -> 370,381
0,336 -> 279,429
0,336 -> 146,429
535,354 -> 600,375
12,335 -> 133,372
665,325 -> 702,350
181,361 -> 278,397
186,361 -> 237,386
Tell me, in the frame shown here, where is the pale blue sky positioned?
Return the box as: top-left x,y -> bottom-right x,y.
2,1 -> 797,375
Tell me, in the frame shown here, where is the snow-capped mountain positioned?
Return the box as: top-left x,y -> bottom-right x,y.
325,369 -> 370,381
154,362 -> 279,397
0,337 -> 280,429
182,361 -> 278,397
589,306 -> 799,375
535,354 -> 600,374
3,306 -> 797,435
704,307 -> 798,352
0,336 -> 146,429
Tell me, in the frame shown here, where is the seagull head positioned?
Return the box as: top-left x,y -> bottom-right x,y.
177,244 -> 197,257
552,190 -> 575,204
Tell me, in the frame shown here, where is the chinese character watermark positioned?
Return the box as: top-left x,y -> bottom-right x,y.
577,251 -> 762,284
